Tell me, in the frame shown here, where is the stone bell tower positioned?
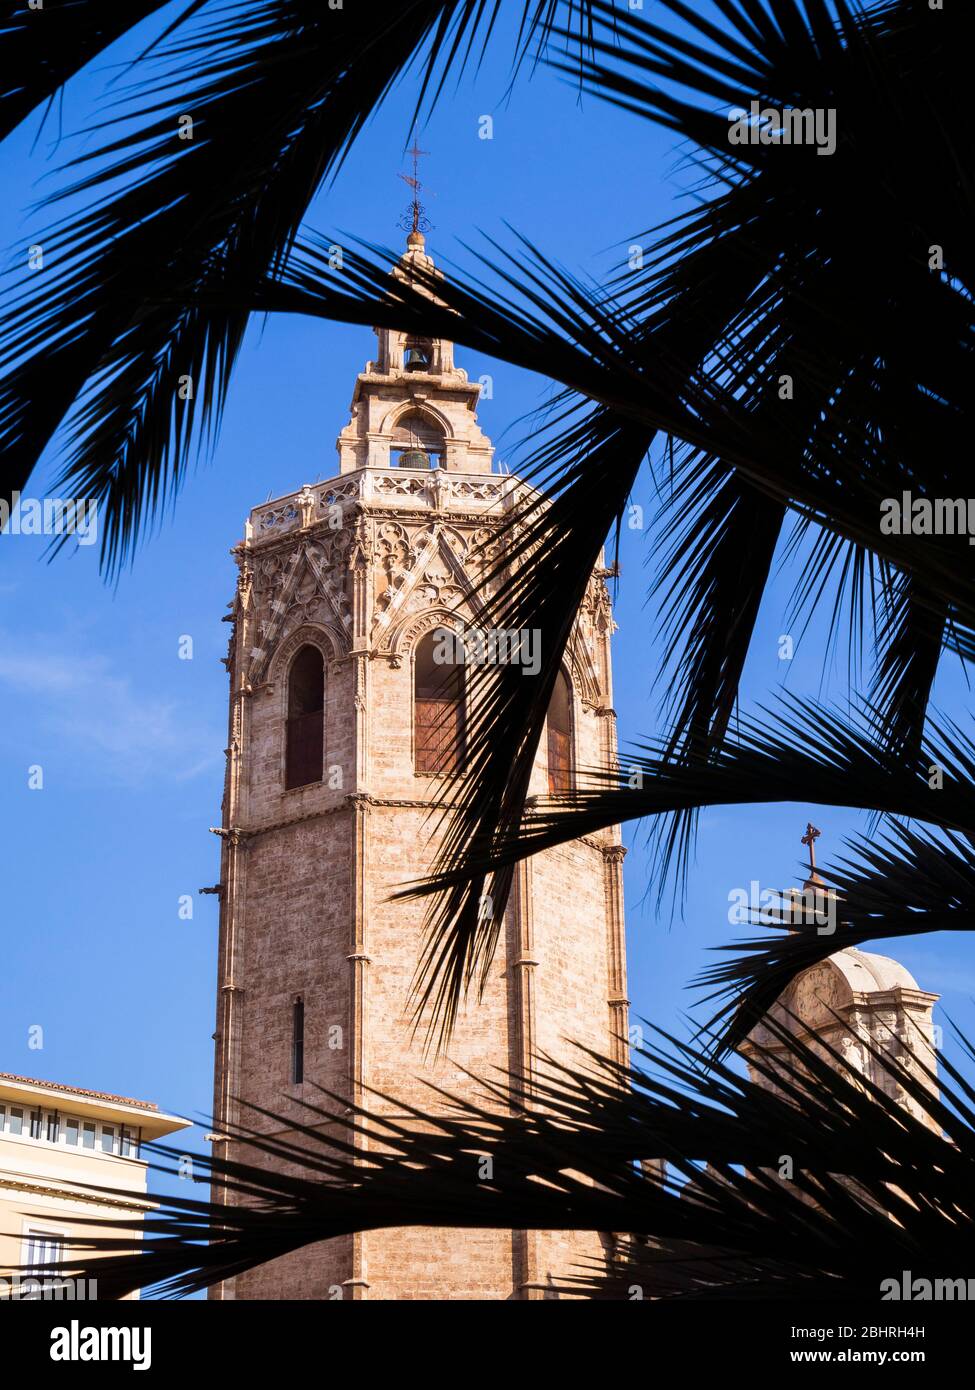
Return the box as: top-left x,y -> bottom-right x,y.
210,230 -> 628,1300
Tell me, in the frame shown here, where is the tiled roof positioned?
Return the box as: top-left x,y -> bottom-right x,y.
0,1072 -> 159,1112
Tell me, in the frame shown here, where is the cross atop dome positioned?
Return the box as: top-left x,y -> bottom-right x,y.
801,821 -> 824,891
741,821 -> 941,1132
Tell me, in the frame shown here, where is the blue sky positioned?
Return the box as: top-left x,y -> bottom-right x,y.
1,3 -> 972,1225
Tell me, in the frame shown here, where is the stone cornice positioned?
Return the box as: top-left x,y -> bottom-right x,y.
224,796 -> 623,855
222,792 -> 452,842
0,1174 -> 151,1214
740,1000 -> 938,1054
243,470 -> 527,552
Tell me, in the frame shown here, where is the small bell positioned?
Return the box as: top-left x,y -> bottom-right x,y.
404,345 -> 431,372
398,448 -> 431,469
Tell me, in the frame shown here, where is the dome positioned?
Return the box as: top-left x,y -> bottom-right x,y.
828,947 -> 922,995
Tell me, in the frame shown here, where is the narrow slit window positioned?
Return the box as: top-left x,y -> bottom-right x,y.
414,630 -> 465,774
285,646 -> 325,789
292,997 -> 305,1085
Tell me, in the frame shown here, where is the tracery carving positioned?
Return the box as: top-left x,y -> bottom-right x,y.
373,474 -> 431,500
392,607 -> 466,658
245,533 -> 354,680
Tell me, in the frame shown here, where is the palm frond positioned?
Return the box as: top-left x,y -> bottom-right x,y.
702,820 -> 975,1052
241,218 -> 975,645
392,693 -> 975,1048
554,0 -> 975,747
0,0 -> 194,145
0,0 -> 605,572
397,695 -> 975,889
13,1020 -> 974,1301
210,221 -> 975,1033
871,569 -> 948,756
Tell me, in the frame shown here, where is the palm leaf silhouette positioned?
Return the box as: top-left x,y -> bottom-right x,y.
4,0 -> 975,1299
18,1021 -> 972,1301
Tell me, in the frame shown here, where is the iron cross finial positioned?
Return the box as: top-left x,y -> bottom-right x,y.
800,821 -> 821,872
398,139 -> 432,235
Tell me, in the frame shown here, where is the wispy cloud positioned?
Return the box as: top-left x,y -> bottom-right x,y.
0,635 -> 222,787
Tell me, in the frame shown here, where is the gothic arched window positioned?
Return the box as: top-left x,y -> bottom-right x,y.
392,410 -> 445,470
285,645 -> 324,789
414,629 -> 465,774
546,669 -> 572,794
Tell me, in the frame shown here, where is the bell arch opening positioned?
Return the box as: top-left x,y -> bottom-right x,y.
391,409 -> 445,470
404,336 -> 434,373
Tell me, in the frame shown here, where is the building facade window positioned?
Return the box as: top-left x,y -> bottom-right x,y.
285,645 -> 325,790
547,669 -> 573,794
292,997 -> 305,1085
24,1229 -> 64,1276
0,1104 -> 141,1158
414,630 -> 465,774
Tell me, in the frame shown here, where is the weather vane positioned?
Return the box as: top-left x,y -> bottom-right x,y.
398,138 -> 434,235
801,821 -> 822,874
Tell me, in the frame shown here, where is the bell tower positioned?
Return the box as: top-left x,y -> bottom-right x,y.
210,231 -> 628,1300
